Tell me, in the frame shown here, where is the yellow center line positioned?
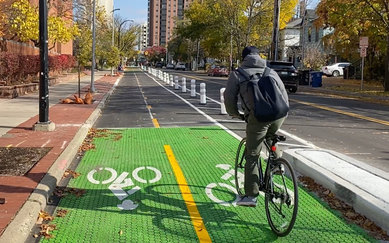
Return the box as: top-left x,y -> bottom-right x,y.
152,118 -> 160,128
164,145 -> 212,243
291,99 -> 389,126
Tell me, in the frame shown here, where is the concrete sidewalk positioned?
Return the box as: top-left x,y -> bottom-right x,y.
0,70 -> 122,242
0,68 -> 388,242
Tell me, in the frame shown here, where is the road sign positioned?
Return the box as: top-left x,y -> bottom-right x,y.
360,37 -> 368,48
360,47 -> 367,57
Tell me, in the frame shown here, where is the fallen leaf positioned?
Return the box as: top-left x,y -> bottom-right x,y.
56,209 -> 68,217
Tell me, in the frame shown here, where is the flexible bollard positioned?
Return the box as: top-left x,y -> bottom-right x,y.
170,75 -> 174,87
174,76 -> 179,90
200,83 -> 206,104
181,77 -> 187,93
190,79 -> 196,97
220,88 -> 227,114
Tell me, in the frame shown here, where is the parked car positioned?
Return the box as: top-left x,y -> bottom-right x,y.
175,63 -> 186,70
155,62 -> 163,68
207,65 -> 229,77
166,63 -> 175,69
322,62 -> 351,77
266,61 -> 299,93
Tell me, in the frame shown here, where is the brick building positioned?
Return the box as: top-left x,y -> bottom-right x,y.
1,0 -> 73,55
148,0 -> 193,47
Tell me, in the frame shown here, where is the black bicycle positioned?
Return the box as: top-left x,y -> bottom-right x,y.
234,135 -> 298,236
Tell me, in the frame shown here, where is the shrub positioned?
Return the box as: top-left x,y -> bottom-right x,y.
0,53 -> 76,85
0,53 -> 20,85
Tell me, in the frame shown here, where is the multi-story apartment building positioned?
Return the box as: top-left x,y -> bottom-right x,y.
97,0 -> 113,19
148,0 -> 193,47
138,23 -> 148,51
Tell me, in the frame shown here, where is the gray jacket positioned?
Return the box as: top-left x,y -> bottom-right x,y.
224,54 -> 289,118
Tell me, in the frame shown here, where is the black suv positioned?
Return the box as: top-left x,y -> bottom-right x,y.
266,61 -> 299,93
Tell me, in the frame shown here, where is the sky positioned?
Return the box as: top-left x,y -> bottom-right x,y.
114,0 -> 148,25
113,0 -> 320,26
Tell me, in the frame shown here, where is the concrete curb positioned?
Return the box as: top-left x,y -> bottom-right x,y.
283,148 -> 389,234
0,75 -> 123,243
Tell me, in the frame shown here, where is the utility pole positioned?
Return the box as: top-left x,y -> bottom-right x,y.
34,0 -> 55,131
270,0 -> 281,61
90,0 -> 96,93
111,8 -> 120,76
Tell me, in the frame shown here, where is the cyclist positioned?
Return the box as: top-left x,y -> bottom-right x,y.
224,46 -> 289,207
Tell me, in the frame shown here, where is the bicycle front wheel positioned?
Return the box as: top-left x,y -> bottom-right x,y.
234,138 -> 246,197
265,158 -> 298,237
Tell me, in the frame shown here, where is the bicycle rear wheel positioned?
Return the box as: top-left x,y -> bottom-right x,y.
234,138 -> 246,197
265,158 -> 298,237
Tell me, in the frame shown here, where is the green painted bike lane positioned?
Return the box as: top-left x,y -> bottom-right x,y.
42,127 -> 375,242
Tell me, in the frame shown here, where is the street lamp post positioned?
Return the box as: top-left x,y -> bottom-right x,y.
34,0 -> 55,131
118,19 -> 134,68
90,0 -> 96,93
271,0 -> 281,61
111,8 -> 120,76
118,19 -> 134,49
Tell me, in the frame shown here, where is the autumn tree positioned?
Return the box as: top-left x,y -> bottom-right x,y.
144,46 -> 167,63
316,0 -> 389,91
174,0 -> 298,63
6,0 -> 79,49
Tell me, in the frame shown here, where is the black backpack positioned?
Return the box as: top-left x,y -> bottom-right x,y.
236,67 -> 289,122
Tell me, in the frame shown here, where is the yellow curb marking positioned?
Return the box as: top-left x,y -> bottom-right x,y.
152,118 -> 160,128
164,145 -> 211,243
291,99 -> 389,126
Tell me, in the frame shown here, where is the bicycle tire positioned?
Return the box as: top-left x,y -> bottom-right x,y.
265,157 -> 298,237
234,138 -> 246,197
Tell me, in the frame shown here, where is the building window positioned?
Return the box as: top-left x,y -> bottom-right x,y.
308,27 -> 312,42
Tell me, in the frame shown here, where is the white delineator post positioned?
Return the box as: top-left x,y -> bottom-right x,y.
200,83 -> 206,104
174,76 -> 179,90
190,79 -> 196,97
220,88 -> 227,114
164,73 -> 168,83
170,75 -> 174,87
181,77 -> 187,93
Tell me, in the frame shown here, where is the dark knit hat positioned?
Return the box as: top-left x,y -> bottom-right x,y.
242,46 -> 260,60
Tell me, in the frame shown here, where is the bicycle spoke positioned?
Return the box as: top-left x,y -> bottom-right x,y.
265,158 -> 298,237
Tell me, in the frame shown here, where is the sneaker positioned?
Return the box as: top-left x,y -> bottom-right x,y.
271,164 -> 285,175
236,195 -> 257,207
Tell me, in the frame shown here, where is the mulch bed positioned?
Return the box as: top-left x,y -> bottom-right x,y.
0,147 -> 51,176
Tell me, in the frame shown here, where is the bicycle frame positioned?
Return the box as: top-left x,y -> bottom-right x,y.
257,140 -> 277,193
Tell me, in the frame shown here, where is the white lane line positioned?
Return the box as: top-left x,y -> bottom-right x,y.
61,141 -> 67,149
41,139 -> 51,147
145,72 -> 318,149
15,140 -> 26,147
134,73 -> 154,120
145,73 -> 242,141
277,129 -> 318,149
56,124 -> 83,127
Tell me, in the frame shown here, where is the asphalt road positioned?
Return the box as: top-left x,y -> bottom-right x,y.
95,69 -> 389,174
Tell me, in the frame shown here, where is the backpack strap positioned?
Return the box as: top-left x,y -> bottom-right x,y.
236,67 -> 269,81
262,67 -> 271,78
236,67 -> 251,80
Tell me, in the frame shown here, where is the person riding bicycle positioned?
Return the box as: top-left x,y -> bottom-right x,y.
224,46 -> 289,207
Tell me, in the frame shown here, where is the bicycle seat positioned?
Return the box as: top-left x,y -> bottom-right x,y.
266,134 -> 286,147
275,135 -> 286,142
